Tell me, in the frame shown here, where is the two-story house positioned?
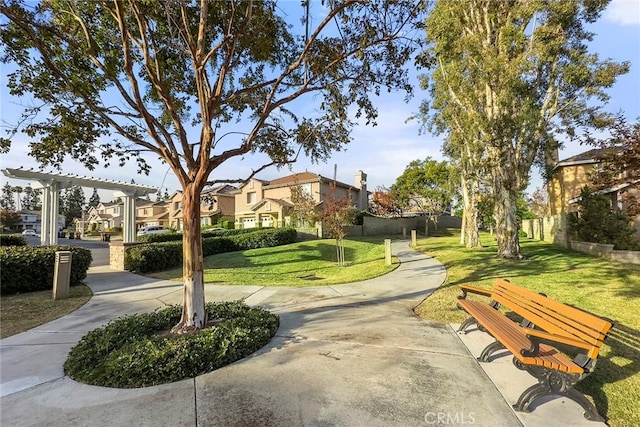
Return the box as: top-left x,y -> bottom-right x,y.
234,170 -> 368,229
86,198 -> 156,231
168,184 -> 237,231
16,210 -> 65,232
548,148 -> 639,233
136,200 -> 170,230
86,201 -> 123,231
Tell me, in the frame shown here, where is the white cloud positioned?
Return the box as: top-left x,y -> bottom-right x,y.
604,0 -> 640,26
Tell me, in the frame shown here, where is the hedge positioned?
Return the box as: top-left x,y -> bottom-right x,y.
137,227 -> 271,243
0,234 -> 27,247
0,246 -> 93,295
126,227 -> 297,273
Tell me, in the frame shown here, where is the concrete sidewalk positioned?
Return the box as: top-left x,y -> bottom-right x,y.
0,241 -> 603,426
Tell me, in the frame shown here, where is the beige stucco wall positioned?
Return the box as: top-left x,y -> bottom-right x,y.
549,164 -> 594,215
235,179 -> 264,212
216,194 -> 236,220
318,182 -> 358,205
263,186 -> 292,201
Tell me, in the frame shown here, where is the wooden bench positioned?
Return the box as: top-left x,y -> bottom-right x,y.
456,278 -> 613,422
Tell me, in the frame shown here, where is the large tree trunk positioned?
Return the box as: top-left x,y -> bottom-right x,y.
461,174 -> 481,248
460,207 -> 466,245
493,170 -> 522,259
171,183 -> 207,333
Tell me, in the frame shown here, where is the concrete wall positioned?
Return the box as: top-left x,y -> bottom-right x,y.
521,215 -> 640,265
361,215 -> 461,236
521,214 -> 570,247
570,240 -> 640,265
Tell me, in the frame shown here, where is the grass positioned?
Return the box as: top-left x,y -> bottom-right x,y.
148,236 -> 399,286
0,285 -> 92,338
413,229 -> 640,427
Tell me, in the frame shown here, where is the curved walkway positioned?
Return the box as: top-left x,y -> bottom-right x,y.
0,241 -> 597,426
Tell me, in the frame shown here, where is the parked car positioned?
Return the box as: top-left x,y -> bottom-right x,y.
136,226 -> 171,236
22,229 -> 38,237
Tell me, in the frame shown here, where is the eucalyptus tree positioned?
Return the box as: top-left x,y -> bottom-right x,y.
1,0 -> 423,332
420,0 -> 628,258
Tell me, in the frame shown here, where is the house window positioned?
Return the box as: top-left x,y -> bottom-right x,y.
249,180 -> 254,189
265,201 -> 271,211
247,192 -> 256,204
301,183 -> 312,196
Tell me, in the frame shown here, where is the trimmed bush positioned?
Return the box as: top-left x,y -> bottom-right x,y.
126,228 -> 297,273
230,227 -> 297,249
0,234 -> 27,247
64,301 -> 279,388
0,246 -> 93,295
137,227 -> 268,244
126,241 -> 183,273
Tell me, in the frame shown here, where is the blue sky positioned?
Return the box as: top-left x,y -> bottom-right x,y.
1,0 -> 639,200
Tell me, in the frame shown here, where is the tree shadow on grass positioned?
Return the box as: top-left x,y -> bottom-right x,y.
575,322 -> 640,423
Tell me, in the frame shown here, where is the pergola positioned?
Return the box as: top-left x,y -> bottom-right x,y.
2,167 -> 156,245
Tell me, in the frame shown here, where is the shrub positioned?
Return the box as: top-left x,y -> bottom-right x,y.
126,241 -> 183,273
0,246 -> 93,295
137,227 -> 266,243
0,234 -> 27,247
230,227 -> 297,249
126,228 -> 297,273
64,301 -> 279,388
570,187 -> 640,250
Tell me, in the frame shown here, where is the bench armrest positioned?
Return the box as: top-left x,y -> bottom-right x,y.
521,328 -> 592,354
458,285 -> 492,300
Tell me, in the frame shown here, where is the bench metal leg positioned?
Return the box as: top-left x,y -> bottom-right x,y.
478,340 -> 505,362
457,316 -> 478,334
512,371 -> 604,422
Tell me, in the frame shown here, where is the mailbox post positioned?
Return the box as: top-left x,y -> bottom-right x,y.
53,251 -> 72,300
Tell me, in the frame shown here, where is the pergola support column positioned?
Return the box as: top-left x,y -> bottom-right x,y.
38,180 -> 61,246
115,191 -> 138,243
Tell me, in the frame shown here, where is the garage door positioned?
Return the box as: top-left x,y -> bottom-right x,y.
242,217 -> 256,229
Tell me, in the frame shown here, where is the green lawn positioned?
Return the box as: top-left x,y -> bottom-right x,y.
148,237 -> 398,286
0,285 -> 93,338
413,229 -> 640,427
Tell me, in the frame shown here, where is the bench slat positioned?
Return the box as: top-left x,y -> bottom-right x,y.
492,279 -> 612,359
457,299 -> 582,374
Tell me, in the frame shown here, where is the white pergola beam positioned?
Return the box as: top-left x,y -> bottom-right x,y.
3,168 -> 157,245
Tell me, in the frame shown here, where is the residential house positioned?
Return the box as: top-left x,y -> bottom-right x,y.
85,201 -> 123,231
136,200 -> 170,230
14,210 -> 65,233
234,170 -> 368,229
85,198 -> 165,231
168,184 -> 237,231
548,148 -> 639,233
